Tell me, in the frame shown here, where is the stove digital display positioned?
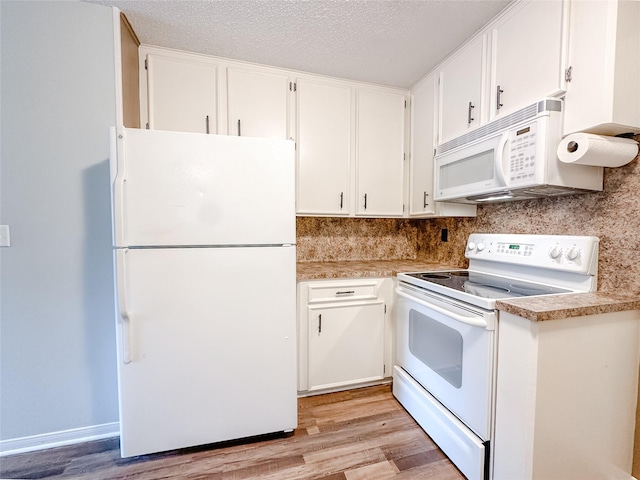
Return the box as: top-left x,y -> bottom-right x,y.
509,244 -> 520,250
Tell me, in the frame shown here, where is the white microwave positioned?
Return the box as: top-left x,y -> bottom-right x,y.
434,99 -> 603,204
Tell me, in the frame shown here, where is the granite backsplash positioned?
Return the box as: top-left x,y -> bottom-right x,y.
297,136 -> 640,295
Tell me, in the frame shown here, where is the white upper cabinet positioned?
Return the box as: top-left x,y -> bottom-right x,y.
439,35 -> 486,144
409,75 -> 477,218
296,79 -> 352,216
146,53 -> 217,134
226,68 -> 289,139
356,90 -> 406,217
489,0 -> 566,120
409,74 -> 437,216
563,0 -> 640,135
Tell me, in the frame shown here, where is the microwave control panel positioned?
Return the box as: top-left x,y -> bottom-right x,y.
508,122 -> 538,184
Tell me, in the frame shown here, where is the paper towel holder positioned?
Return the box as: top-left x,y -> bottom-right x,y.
566,141 -> 579,153
558,133 -> 639,168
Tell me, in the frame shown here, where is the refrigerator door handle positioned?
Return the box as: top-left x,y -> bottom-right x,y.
112,129 -> 127,247
116,249 -> 133,364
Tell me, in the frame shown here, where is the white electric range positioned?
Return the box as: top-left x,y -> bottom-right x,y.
393,233 -> 599,480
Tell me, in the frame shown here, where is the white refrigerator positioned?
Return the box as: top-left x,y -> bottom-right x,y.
110,127 -> 297,458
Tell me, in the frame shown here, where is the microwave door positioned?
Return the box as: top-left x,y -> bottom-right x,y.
494,131 -> 510,187
435,132 -> 509,202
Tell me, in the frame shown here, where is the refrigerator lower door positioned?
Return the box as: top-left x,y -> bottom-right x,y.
114,246 -> 297,457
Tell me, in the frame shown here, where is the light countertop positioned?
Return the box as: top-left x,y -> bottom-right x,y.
296,259 -> 459,281
496,292 -> 640,322
297,260 -> 640,321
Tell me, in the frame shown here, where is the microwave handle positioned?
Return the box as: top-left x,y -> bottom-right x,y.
494,131 -> 510,186
395,287 -> 488,328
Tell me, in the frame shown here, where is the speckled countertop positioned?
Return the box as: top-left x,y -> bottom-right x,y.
296,259 -> 458,281
297,260 -> 640,321
496,292 -> 640,322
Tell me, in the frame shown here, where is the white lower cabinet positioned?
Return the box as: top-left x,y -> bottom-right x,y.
493,311 -> 640,479
308,303 -> 384,391
298,278 -> 394,394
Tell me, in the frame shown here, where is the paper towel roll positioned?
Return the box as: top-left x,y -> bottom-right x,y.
557,133 -> 639,168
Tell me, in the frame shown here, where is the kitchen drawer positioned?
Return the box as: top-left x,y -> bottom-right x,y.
307,280 -> 379,304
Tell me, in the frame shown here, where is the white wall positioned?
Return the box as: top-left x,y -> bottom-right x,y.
0,1 -> 119,442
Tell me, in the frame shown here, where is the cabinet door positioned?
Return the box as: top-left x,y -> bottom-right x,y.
490,0 -> 565,119
307,302 -> 385,391
439,36 -> 485,144
227,68 -> 289,139
409,74 -> 437,216
296,79 -> 352,215
146,54 -> 217,134
563,0 -> 640,135
356,90 -> 405,217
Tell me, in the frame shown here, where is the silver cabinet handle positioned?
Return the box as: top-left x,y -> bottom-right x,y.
237,119 -> 241,136
340,192 -> 344,209
205,115 -> 210,134
318,314 -> 322,334
468,102 -> 475,124
496,86 -> 504,111
364,193 -> 368,210
423,191 -> 429,208
336,290 -> 355,296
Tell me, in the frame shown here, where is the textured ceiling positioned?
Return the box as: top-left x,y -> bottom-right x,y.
86,0 -> 512,88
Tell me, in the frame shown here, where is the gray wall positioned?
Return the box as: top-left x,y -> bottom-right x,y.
1,1 -> 119,440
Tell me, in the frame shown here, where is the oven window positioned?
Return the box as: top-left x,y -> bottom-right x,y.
409,309 -> 463,388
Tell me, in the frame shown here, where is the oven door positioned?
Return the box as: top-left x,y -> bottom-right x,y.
395,283 -> 496,441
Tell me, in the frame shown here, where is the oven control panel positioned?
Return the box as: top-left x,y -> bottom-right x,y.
465,234 -> 599,275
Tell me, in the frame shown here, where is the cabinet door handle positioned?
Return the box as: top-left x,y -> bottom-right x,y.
237,119 -> 241,136
423,191 -> 429,208
340,192 -> 344,209
496,86 -> 504,111
364,193 -> 367,210
467,102 -> 475,124
336,290 -> 355,296
205,115 -> 210,134
318,314 -> 322,334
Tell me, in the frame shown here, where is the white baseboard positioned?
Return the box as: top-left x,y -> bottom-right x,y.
0,422 -> 119,456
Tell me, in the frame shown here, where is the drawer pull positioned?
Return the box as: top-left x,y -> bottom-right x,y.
336,290 -> 355,296
318,314 -> 322,334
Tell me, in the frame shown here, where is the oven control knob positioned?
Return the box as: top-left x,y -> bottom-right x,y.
477,242 -> 486,252
549,245 -> 562,259
467,242 -> 476,251
566,247 -> 581,261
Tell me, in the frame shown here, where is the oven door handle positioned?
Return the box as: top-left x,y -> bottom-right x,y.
395,287 -> 488,328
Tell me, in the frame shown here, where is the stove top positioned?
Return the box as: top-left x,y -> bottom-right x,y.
398,234 -> 600,310
403,270 -> 572,300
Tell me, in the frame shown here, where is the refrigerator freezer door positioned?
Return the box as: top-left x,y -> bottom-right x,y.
112,128 -> 295,247
114,246 -> 297,457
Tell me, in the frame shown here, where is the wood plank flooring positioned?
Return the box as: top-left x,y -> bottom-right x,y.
0,385 -> 464,479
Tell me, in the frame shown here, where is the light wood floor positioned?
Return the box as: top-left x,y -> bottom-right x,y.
0,385 -> 464,479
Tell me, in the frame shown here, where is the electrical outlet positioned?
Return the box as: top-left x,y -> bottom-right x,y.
0,225 -> 10,247
441,228 -> 448,242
